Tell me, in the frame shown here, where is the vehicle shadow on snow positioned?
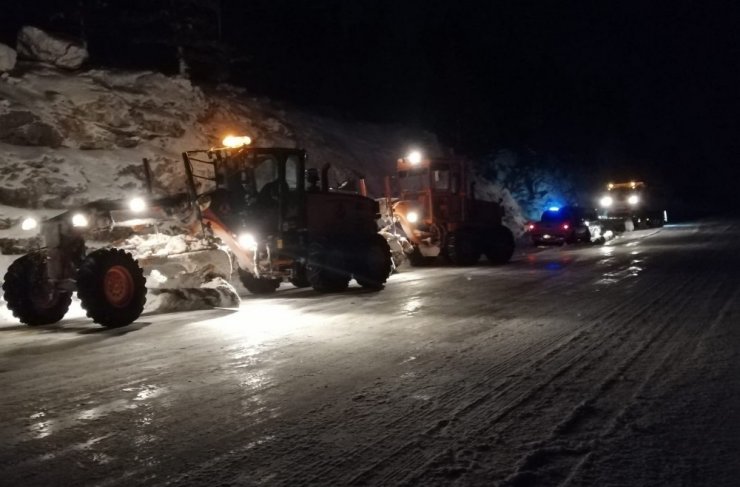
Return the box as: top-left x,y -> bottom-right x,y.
240,286 -> 386,300
0,319 -> 153,336
0,321 -> 155,356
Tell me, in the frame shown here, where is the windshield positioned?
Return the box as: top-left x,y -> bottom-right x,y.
541,210 -> 569,222
398,168 -> 428,192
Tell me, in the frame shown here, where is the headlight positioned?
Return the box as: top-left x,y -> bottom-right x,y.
129,197 -> 147,212
627,194 -> 639,205
21,217 -> 38,231
406,211 -> 420,223
406,150 -> 422,165
238,233 -> 258,250
599,196 -> 613,208
71,213 -> 89,227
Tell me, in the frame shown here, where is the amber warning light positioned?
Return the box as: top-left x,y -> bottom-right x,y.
222,135 -> 252,148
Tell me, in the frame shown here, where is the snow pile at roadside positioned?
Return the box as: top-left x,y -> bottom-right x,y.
145,277 -> 240,315
120,232 -> 241,311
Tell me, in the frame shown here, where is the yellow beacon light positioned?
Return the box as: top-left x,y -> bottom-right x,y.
222,135 -> 252,148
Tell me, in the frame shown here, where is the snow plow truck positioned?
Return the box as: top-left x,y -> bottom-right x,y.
3,137 -> 392,328
382,151 -> 515,266
597,181 -> 668,231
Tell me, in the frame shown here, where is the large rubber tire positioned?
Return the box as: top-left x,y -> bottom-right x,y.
446,230 -> 480,266
306,240 -> 351,293
2,252 -> 71,326
289,263 -> 311,288
238,268 -> 281,294
77,248 -> 147,328
485,226 -> 515,265
353,234 -> 392,290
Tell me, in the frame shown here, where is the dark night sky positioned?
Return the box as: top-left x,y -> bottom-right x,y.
2,1 -> 739,209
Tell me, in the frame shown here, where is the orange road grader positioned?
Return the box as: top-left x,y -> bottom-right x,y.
3,137 -> 392,328
382,151 -> 515,267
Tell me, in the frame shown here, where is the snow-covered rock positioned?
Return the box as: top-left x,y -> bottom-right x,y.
16,26 -> 88,70
0,43 -> 16,72
0,111 -> 63,147
0,66 -> 441,210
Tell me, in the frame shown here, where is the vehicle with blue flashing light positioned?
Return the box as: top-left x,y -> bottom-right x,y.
528,206 -> 597,245
597,181 -> 667,231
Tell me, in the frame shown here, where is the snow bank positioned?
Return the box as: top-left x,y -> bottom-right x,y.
0,44 -> 16,72
16,26 -> 88,70
144,277 -> 240,314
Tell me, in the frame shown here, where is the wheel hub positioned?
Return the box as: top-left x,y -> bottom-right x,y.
103,265 -> 134,308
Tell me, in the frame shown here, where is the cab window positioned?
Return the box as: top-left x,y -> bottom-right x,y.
286,155 -> 299,190
254,156 -> 278,192
432,169 -> 450,190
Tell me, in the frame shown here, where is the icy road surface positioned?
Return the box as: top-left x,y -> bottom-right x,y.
1,221 -> 739,486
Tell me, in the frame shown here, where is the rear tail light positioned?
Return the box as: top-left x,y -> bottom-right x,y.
562,223 -> 570,230
528,223 -> 536,230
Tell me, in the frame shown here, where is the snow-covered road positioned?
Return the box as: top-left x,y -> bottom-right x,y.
1,221 -> 739,486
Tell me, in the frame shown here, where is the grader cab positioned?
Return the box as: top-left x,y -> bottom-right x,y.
183,141 -> 392,294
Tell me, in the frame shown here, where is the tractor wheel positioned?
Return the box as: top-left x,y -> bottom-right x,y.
446,230 -> 480,266
77,248 -> 147,328
306,240 -> 350,293
238,268 -> 281,294
289,263 -> 311,288
354,234 -> 392,290
485,226 -> 515,265
2,252 -> 72,326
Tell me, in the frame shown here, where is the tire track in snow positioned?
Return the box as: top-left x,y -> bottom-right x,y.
495,247 -> 734,486
394,280 -> 701,486
558,282 -> 740,486
324,272 -> 697,485
153,257 -> 651,486
366,231 -> 719,486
